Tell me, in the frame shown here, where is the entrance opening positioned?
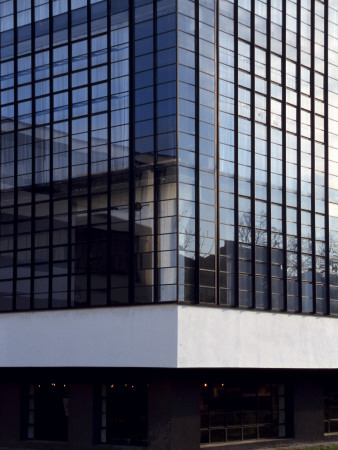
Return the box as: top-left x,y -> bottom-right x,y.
25,382 -> 69,441
99,382 -> 148,446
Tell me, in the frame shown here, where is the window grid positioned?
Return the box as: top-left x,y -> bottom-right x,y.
0,0 -> 337,316
200,381 -> 286,444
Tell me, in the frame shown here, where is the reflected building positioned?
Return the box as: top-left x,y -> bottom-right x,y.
0,0 -> 338,448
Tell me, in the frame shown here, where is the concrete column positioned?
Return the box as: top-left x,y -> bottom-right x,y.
170,378 -> 200,450
148,374 -> 200,450
293,379 -> 324,442
0,382 -> 21,446
68,383 -> 94,449
148,377 -> 172,450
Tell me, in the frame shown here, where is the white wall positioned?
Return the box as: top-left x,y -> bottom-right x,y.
0,305 -> 177,368
177,306 -> 338,369
0,304 -> 338,369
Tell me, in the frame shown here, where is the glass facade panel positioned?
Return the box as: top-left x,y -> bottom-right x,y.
0,0 -> 337,316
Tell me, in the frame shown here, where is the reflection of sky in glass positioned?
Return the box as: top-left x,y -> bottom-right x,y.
0,0 -> 338,312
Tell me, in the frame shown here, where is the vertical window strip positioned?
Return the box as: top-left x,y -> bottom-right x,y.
266,0 -> 273,311
324,0 -> 330,315
311,0 -> 316,314
175,0 -> 179,304
281,0 -> 289,312
86,0 -> 92,306
109,0 -> 130,305
195,0 -> 200,304
251,0 -> 255,309
234,0 -> 239,308
12,0 -> 18,311
199,0 -> 216,305
153,0 -> 158,302
66,0 -> 73,308
296,0 -> 303,313
128,0 -> 135,305
30,0 -> 36,310
0,35 -> 1,227
218,0 -> 235,307
106,0 -> 112,306
48,0 -> 54,309
215,0 -> 219,305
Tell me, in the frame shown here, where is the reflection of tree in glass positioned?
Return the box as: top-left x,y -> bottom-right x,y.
179,206 -> 338,288
328,236 -> 338,275
237,210 -> 332,283
178,210 -> 215,256
238,211 -> 268,246
178,209 -> 194,252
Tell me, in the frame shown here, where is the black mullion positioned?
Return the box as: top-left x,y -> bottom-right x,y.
234,0 -> 239,308
106,1 -> 112,306
324,0 -> 330,315
128,0 -> 135,305
250,0 -> 255,309
67,0 -> 72,308
153,0 -> 158,303
195,0 -> 200,304
215,0 -> 219,305
12,1 -> 18,311
310,0 -> 316,314
48,0 -> 54,309
86,2 -> 92,306
281,0 -> 287,313
296,0 -> 302,313
30,0 -> 36,311
266,0 -> 273,311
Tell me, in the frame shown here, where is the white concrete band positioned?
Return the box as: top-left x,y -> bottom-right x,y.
0,305 -> 337,369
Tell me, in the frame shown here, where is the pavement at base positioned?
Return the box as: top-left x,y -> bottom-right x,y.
259,441 -> 338,449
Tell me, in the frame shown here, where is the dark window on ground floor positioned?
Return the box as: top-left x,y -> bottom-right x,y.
24,382 -> 69,441
200,382 -> 286,444
325,384 -> 338,433
100,382 -> 148,446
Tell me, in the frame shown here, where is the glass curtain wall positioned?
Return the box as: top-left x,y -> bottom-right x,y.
177,0 -> 336,316
1,0 -> 338,315
328,0 -> 338,315
0,0 -> 177,310
177,0 -> 197,303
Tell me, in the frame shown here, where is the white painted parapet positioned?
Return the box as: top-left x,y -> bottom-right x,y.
0,304 -> 337,369
177,306 -> 338,369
